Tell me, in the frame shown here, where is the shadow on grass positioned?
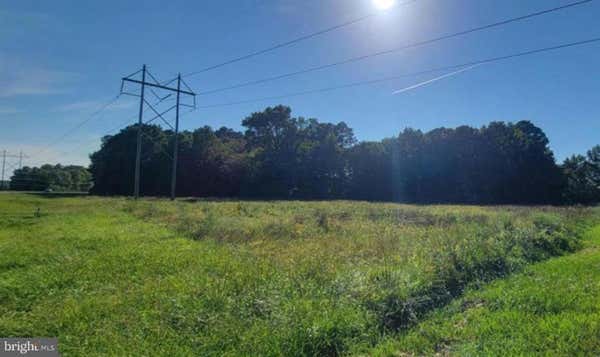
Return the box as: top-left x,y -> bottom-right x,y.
26,192 -> 89,199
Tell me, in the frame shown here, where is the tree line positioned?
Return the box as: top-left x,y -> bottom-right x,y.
9,164 -> 92,192
11,105 -> 600,204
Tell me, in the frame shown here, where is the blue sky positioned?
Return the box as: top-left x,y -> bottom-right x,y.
1,0 -> 599,176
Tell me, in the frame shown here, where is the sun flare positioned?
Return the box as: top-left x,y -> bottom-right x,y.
372,0 -> 396,10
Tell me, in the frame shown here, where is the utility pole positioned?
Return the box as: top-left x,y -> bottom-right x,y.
1,150 -> 5,190
170,74 -> 181,200
133,65 -> 147,200
121,66 -> 196,199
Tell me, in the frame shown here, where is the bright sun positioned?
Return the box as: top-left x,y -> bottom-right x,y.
372,0 -> 396,10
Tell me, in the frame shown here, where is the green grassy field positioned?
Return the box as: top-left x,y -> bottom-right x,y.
0,193 -> 598,356
369,226 -> 600,356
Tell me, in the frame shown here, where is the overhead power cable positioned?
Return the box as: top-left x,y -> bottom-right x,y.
30,94 -> 123,158
22,107 -> 198,170
22,85 -> 183,168
196,0 -> 594,95
196,37 -> 600,108
183,0 -> 421,77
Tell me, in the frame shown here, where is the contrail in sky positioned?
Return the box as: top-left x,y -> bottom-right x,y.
392,64 -> 482,95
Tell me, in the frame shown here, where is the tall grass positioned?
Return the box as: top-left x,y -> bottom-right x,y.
122,199 -> 592,355
0,194 -> 595,356
369,223 -> 600,356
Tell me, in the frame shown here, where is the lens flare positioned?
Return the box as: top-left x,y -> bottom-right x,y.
372,0 -> 396,10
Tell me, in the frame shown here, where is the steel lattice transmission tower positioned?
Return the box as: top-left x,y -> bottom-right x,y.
1,150 -> 29,190
121,65 -> 196,200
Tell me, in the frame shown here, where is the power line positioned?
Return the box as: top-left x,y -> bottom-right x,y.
16,37 -> 600,169
195,0 -> 594,95
196,37 -> 600,108
138,107 -> 198,163
21,103 -> 196,171
5,71 -> 195,192
1,150 -> 30,189
21,87 -> 174,167
31,94 -> 123,159
27,89 -> 180,166
4,161 -> 22,173
121,66 -> 196,199
40,109 -> 198,174
183,0 -> 421,77
21,112 -> 138,169
9,94 -> 123,183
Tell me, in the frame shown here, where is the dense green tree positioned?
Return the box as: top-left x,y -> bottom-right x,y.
10,165 -> 91,192
240,106 -> 354,199
87,105 -> 595,205
365,121 -> 563,204
477,121 -> 564,204
90,124 -> 248,197
562,145 -> 600,204
89,124 -> 171,195
346,141 -> 393,201
177,126 -> 248,197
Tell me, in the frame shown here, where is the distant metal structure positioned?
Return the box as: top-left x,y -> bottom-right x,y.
120,65 -> 196,200
1,150 -> 29,190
